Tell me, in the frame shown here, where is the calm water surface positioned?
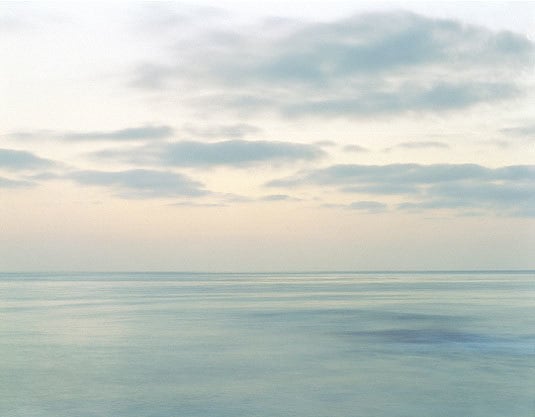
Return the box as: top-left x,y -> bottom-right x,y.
1,271 -> 534,417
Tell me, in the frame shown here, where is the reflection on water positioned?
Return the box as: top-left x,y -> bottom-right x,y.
1,272 -> 534,417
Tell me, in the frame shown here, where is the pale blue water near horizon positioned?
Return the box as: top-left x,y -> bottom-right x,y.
1,271 -> 534,417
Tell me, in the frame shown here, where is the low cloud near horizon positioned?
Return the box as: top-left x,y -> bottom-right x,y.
267,163 -> 535,217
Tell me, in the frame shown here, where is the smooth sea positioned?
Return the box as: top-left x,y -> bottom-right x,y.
1,271 -> 534,417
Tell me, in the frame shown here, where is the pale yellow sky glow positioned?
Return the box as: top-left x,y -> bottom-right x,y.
1,1 -> 534,271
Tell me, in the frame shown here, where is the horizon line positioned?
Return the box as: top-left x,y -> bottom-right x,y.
1,269 -> 534,275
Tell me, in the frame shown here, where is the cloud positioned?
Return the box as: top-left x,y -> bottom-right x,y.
10,125 -> 174,142
397,181 -> 535,215
343,144 -> 369,152
384,141 -> 450,152
0,11 -> 23,33
170,201 -> 226,208
279,81 -> 519,117
480,140 -> 511,149
260,194 -> 296,201
266,163 -> 535,216
133,2 -> 226,34
267,163 -> 495,187
501,124 -> 535,138
131,11 -> 533,118
341,183 -> 419,195
348,200 -> 387,212
0,176 -> 35,188
0,4 -> 49,34
314,140 -> 337,147
93,139 -> 325,167
0,148 -> 55,171
182,123 -> 261,139
69,169 -> 209,199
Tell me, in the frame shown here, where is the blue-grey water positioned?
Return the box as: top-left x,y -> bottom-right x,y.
1,271 -> 534,417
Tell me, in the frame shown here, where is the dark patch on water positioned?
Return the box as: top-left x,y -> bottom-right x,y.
343,328 -> 488,344
338,328 -> 535,357
252,308 -> 464,322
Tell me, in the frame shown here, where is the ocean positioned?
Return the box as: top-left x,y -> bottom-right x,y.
1,271 -> 534,417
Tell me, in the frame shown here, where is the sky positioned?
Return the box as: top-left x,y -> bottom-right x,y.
1,1 -> 534,271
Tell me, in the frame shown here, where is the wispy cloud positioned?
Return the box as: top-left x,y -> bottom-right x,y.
384,141 -> 449,152
348,200 -> 388,213
0,148 -> 55,171
267,164 -> 499,187
501,124 -> 535,138
0,3 -> 52,34
69,169 -> 209,199
93,139 -> 325,167
0,11 -> 23,33
479,140 -> 512,149
279,82 -> 519,117
133,2 -> 226,35
10,125 -> 174,142
343,144 -> 369,153
260,194 -> 298,202
170,201 -> 226,208
314,140 -> 337,147
397,181 -> 535,216
0,176 -> 35,188
267,163 -> 535,216
181,123 -> 261,139
131,11 -> 533,118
